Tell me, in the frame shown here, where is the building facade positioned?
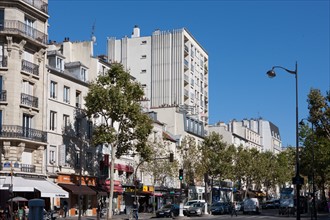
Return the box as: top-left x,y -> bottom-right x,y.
107,26 -> 209,126
209,118 -> 282,154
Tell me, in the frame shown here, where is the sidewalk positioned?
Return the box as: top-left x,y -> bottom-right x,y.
57,212 -> 154,220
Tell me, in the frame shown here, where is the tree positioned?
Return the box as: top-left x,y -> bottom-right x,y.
84,63 -> 153,219
304,88 -> 330,201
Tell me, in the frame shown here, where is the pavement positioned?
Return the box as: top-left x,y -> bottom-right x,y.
56,211 -> 330,220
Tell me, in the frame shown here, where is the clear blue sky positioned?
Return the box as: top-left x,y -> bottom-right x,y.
49,0 -> 330,147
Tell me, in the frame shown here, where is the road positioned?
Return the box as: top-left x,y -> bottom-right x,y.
58,209 -> 330,220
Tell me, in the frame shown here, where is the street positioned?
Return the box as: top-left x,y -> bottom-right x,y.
58,209 -> 330,220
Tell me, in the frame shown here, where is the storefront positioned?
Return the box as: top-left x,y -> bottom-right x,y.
0,174 -> 69,211
56,173 -> 98,217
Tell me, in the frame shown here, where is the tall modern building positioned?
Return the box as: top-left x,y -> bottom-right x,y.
107,26 -> 209,125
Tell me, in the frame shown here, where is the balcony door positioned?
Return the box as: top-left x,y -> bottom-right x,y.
23,113 -> 33,137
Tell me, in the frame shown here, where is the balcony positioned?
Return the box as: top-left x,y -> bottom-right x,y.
1,20 -> 48,45
184,74 -> 189,86
22,0 -> 48,13
1,162 -> 37,173
21,93 -> 38,108
0,56 -> 8,68
22,59 -> 39,76
0,125 -> 47,143
0,90 -> 6,101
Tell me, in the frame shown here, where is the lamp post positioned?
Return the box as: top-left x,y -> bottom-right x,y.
299,119 -> 317,220
266,61 -> 302,220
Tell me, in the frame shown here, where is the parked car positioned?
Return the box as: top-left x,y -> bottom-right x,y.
187,202 -> 205,216
210,202 -> 230,215
156,204 -> 180,218
183,200 -> 205,215
243,198 -> 261,214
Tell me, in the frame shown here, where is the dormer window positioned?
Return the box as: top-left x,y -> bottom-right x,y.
81,68 -> 87,82
56,57 -> 63,71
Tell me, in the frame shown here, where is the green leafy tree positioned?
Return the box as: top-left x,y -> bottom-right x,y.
304,88 -> 330,200
84,63 -> 153,219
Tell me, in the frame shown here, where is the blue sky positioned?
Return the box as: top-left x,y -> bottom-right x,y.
48,0 -> 330,147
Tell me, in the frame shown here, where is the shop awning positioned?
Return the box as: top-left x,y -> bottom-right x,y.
58,184 -> 96,196
0,176 -> 69,198
89,186 -> 108,196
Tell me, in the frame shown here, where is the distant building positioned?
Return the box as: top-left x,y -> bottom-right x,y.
107,26 -> 209,126
209,118 -> 282,154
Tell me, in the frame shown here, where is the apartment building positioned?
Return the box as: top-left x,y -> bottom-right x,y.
0,0 -> 72,210
209,118 -> 282,154
107,26 -> 209,125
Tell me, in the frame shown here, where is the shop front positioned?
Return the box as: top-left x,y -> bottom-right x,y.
57,174 -> 98,217
0,174 -> 69,211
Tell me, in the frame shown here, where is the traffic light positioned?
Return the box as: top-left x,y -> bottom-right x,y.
179,169 -> 183,180
169,153 -> 174,162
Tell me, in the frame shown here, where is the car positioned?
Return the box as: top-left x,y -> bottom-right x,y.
156,204 -> 180,218
187,202 -> 205,216
210,202 -> 230,215
243,198 -> 261,214
183,200 -> 205,215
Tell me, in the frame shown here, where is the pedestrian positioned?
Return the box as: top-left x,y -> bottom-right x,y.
230,202 -> 237,217
4,204 -> 11,220
327,199 -> 330,213
24,206 -> 29,220
63,201 -> 68,218
133,201 -> 139,220
17,206 -> 24,220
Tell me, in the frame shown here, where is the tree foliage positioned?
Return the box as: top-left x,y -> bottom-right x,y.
84,63 -> 153,160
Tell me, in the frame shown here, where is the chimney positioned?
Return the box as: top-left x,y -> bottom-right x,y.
132,25 -> 140,38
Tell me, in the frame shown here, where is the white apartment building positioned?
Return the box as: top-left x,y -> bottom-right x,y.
209,118 -> 282,154
107,26 -> 209,125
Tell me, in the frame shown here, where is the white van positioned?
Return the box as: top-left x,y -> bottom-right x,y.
243,198 -> 261,214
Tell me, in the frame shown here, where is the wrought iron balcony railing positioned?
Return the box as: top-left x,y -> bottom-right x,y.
0,125 -> 47,142
1,20 -> 48,44
1,162 -> 37,173
22,59 -> 39,76
21,93 -> 38,108
22,0 -> 48,13
0,90 -> 7,101
0,56 -> 8,68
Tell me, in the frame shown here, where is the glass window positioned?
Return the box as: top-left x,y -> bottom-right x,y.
56,57 -> 63,70
50,81 -> 57,98
63,86 -> 70,103
50,111 -> 57,131
81,68 -> 87,82
49,145 -> 56,164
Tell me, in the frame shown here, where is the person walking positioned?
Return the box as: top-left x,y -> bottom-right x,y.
133,201 -> 139,220
63,201 -> 68,218
230,202 -> 238,217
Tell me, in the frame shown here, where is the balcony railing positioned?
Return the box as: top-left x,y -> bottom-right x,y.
21,93 -> 38,108
1,20 -> 48,44
0,90 -> 7,101
0,56 -> 8,68
1,162 -> 37,173
0,125 -> 47,142
22,59 -> 39,76
22,0 -> 48,13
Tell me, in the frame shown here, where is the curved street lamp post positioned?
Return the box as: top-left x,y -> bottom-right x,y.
266,62 -> 303,220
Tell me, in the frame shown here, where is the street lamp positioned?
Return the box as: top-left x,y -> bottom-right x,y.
299,119 -> 317,220
266,62 -> 303,220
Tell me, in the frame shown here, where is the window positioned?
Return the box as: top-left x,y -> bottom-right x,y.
56,57 -> 63,71
50,81 -> 57,98
63,86 -> 70,103
86,152 -> 93,168
75,151 -> 81,168
50,111 -> 57,131
63,114 -> 70,129
0,110 -> 2,132
81,68 -> 87,82
22,80 -> 33,96
87,121 -> 93,139
24,17 -> 34,37
75,90 -> 81,108
49,145 -> 56,164
23,114 -> 33,137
